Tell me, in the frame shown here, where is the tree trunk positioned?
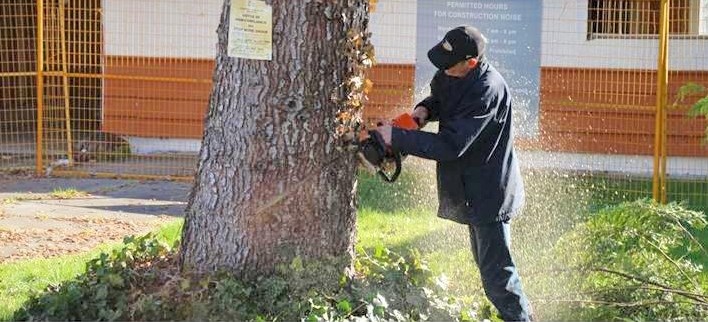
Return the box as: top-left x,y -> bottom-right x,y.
180,0 -> 371,278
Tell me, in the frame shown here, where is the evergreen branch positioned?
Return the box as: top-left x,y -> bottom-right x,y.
643,235 -> 699,289
592,267 -> 707,304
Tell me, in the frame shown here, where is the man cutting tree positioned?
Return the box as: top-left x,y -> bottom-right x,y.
375,26 -> 532,322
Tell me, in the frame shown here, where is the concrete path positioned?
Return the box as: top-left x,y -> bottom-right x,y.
0,175 -> 191,262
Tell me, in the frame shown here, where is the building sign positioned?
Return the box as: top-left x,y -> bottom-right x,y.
228,0 -> 272,60
416,1 -> 542,137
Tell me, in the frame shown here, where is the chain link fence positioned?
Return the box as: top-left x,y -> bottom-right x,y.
1,0 -> 706,208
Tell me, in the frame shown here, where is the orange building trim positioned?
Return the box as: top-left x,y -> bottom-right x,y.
538,67 -> 708,157
101,58 -> 707,157
102,56 -> 213,138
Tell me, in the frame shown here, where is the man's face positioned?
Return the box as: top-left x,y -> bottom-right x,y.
443,59 -> 474,78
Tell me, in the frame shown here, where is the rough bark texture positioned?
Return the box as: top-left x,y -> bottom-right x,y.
180,0 -> 370,278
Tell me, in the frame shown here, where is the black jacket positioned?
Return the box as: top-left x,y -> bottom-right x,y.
390,62 -> 524,225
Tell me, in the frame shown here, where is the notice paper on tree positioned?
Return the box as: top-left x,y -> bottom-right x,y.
228,0 -> 272,60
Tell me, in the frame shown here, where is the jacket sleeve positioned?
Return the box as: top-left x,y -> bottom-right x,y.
391,93 -> 497,162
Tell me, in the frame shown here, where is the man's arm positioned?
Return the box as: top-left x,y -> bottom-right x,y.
389,109 -> 495,162
379,80 -> 500,162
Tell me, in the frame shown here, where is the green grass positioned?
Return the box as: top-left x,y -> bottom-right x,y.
0,220 -> 183,321
2,186 -> 95,204
587,175 -> 708,213
49,187 -> 89,199
0,166 -> 705,320
551,174 -> 708,266
356,167 -> 708,316
356,168 -> 481,299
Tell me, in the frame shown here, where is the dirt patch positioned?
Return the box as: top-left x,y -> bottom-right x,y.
0,176 -> 189,263
0,215 -> 175,262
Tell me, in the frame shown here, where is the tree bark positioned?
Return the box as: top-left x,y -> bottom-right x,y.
180,0 -> 371,278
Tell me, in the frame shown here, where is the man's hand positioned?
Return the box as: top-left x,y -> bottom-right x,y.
412,105 -> 430,128
375,124 -> 392,147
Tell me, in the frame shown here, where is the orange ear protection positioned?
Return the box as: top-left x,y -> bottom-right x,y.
467,58 -> 479,69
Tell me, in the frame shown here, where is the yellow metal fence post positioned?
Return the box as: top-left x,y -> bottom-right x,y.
58,0 -> 74,166
653,0 -> 670,203
35,0 -> 45,175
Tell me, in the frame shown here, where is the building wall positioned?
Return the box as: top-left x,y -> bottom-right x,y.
700,0 -> 708,35
369,0 -> 416,64
102,0 -> 221,58
101,0 -> 417,139
100,0 -> 708,157
541,0 -> 708,70
537,0 -> 708,157
102,57 -> 213,139
537,67 -> 708,157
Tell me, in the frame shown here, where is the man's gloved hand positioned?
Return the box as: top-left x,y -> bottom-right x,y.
411,105 -> 430,128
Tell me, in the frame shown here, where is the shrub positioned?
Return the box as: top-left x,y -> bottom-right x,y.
554,199 -> 708,321
13,234 -> 173,321
675,82 -> 708,143
14,235 -> 486,321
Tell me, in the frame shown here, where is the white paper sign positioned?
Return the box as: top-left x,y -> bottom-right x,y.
228,0 -> 272,60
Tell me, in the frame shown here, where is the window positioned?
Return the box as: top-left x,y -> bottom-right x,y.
587,0 -> 699,39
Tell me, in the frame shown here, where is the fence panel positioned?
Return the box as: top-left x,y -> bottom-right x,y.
0,1 -> 38,172
666,0 -> 708,210
49,0 -> 217,178
0,0 -> 705,212
529,0 -> 664,207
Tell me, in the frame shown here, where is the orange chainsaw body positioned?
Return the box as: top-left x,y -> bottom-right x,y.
358,112 -> 419,141
390,113 -> 420,130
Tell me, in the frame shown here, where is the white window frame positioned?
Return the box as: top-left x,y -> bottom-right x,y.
587,0 -> 707,40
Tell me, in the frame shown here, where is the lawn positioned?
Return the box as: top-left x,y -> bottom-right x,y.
1,164 -> 706,320
0,221 -> 183,321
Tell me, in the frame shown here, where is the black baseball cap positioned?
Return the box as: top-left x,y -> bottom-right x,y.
428,26 -> 487,70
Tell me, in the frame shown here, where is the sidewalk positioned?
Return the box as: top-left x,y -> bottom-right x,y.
0,175 -> 191,262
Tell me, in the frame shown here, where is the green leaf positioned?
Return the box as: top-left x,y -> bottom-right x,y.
676,82 -> 706,103
95,285 -> 108,301
289,256 -> 304,272
105,273 -> 124,287
373,305 -> 386,317
336,299 -> 352,314
687,96 -> 708,118
373,244 -> 386,260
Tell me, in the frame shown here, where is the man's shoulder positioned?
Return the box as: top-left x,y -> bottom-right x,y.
480,62 -> 505,82
478,63 -> 509,92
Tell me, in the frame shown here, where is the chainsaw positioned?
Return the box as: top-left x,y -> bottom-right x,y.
356,113 -> 420,183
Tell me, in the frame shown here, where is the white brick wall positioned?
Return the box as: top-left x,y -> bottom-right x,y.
701,0 -> 708,35
542,0 -> 708,70
102,0 -> 708,69
103,0 -> 221,58
103,0 -> 417,63
369,0 -> 417,64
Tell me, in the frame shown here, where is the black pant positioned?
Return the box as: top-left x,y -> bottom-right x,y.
469,221 -> 531,322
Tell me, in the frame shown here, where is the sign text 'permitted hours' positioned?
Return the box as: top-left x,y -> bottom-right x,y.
416,1 -> 542,137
